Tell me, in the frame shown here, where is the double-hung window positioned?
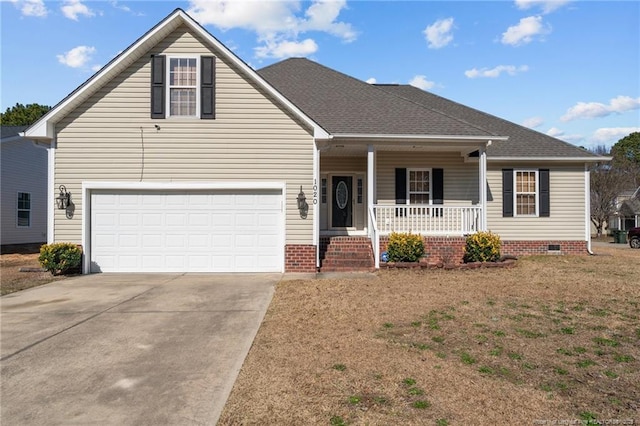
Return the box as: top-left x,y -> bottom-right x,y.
168,57 -> 198,117
407,169 -> 431,204
515,170 -> 538,216
17,192 -> 31,227
151,54 -> 215,119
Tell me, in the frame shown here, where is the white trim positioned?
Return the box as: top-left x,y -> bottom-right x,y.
513,169 -> 539,217
479,146 -> 487,231
407,168 -> 432,205
489,156 -> 607,162
585,163 -> 592,252
166,55 -> 200,118
47,142 -> 55,243
81,181 -> 286,274
313,143 -> 320,268
24,9 -> 329,141
332,133 -> 505,142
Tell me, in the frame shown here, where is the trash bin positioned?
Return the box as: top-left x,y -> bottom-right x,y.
614,229 -> 627,244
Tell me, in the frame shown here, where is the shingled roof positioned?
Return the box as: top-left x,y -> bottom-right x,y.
258,58 -> 599,160
258,58 -> 496,138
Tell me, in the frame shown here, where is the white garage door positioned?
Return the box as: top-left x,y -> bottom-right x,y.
90,190 -> 283,273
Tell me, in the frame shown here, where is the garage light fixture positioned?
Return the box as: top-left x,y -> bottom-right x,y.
297,186 -> 308,219
56,185 -> 70,210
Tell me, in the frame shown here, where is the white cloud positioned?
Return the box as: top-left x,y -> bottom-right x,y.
592,127 -> 640,143
91,64 -> 102,72
61,0 -> 95,21
515,0 -> 571,14
501,16 -> 550,46
14,0 -> 48,17
187,0 -> 356,59
561,96 -> 640,122
423,17 -> 454,49
522,116 -> 544,128
546,127 -> 564,137
366,77 -> 377,84
409,75 -> 436,91
255,38 -> 318,59
465,65 -> 529,78
56,45 -> 96,68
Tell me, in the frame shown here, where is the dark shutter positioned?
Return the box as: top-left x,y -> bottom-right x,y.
502,169 -> 513,217
201,56 -> 215,119
539,169 -> 550,217
395,168 -> 407,217
432,168 -> 443,204
150,55 -> 165,119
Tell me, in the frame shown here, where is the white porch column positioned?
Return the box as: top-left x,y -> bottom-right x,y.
313,142 -> 320,268
367,144 -> 375,217
479,145 -> 487,231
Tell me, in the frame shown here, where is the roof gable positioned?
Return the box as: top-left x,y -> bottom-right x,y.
24,9 -> 328,140
258,58 -> 497,139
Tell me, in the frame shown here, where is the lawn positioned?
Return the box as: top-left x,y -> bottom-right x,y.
219,246 -> 639,425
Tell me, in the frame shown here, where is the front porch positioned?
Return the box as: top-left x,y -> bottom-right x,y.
316,139 -> 490,269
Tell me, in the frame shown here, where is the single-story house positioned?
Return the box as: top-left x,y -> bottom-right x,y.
1,125 -> 48,247
23,9 -> 603,274
609,186 -> 640,231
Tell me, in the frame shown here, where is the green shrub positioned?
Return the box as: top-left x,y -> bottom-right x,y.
387,232 -> 424,262
463,231 -> 501,263
39,243 -> 82,275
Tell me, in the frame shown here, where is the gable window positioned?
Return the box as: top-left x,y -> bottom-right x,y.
514,170 -> 538,216
503,168 -> 549,218
150,55 -> 215,119
169,57 -> 198,117
408,169 -> 431,204
17,192 -> 31,227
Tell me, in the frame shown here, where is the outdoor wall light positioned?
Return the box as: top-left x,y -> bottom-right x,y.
297,186 -> 309,218
56,185 -> 70,210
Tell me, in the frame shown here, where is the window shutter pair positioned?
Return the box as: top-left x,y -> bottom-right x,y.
150,55 -> 215,119
395,167 -> 444,212
502,168 -> 550,217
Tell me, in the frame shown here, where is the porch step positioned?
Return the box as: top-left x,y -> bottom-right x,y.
319,236 -> 375,272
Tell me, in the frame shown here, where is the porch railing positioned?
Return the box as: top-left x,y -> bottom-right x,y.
373,205 -> 481,236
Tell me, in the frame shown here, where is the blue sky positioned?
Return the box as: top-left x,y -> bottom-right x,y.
1,0 -> 638,149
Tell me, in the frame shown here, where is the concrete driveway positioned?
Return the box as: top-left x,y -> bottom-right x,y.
1,273 -> 278,425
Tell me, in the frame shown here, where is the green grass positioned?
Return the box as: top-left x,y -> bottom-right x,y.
560,327 -> 575,335
412,400 -> 431,409
407,387 -> 425,396
382,322 -> 394,329
516,328 -> 546,338
577,359 -> 597,368
603,370 -> 618,379
613,354 -> 634,363
507,352 -> 523,361
478,366 -> 494,375
431,336 -> 445,343
592,337 -> 619,347
332,364 -> 347,371
460,352 -> 477,365
402,378 -> 416,386
330,415 -> 348,426
348,396 -> 361,405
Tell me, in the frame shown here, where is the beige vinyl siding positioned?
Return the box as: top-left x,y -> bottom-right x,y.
375,151 -> 479,206
54,25 -> 314,245
0,140 -> 48,245
486,163 -> 586,240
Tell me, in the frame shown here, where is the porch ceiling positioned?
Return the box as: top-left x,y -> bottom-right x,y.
320,142 -> 484,157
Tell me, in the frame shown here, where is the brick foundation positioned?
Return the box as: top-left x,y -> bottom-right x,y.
501,240 -> 587,256
379,236 -> 588,265
379,236 -> 467,265
285,244 -> 317,272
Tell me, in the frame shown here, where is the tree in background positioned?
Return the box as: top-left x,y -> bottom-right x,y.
0,103 -> 51,126
611,132 -> 640,187
589,145 -> 626,237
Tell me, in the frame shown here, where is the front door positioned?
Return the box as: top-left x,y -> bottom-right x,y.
332,176 -> 352,228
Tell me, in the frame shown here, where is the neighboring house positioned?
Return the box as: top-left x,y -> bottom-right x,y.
23,9 -> 604,274
1,126 -> 48,246
609,187 -> 640,231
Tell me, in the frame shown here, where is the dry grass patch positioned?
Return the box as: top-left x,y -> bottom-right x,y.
220,247 -> 639,425
1,248 -> 65,295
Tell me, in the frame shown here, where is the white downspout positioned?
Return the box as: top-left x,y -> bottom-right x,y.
313,141 -> 320,269
585,163 -> 594,255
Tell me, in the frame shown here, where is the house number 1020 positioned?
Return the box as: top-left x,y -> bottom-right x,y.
312,180 -> 318,205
